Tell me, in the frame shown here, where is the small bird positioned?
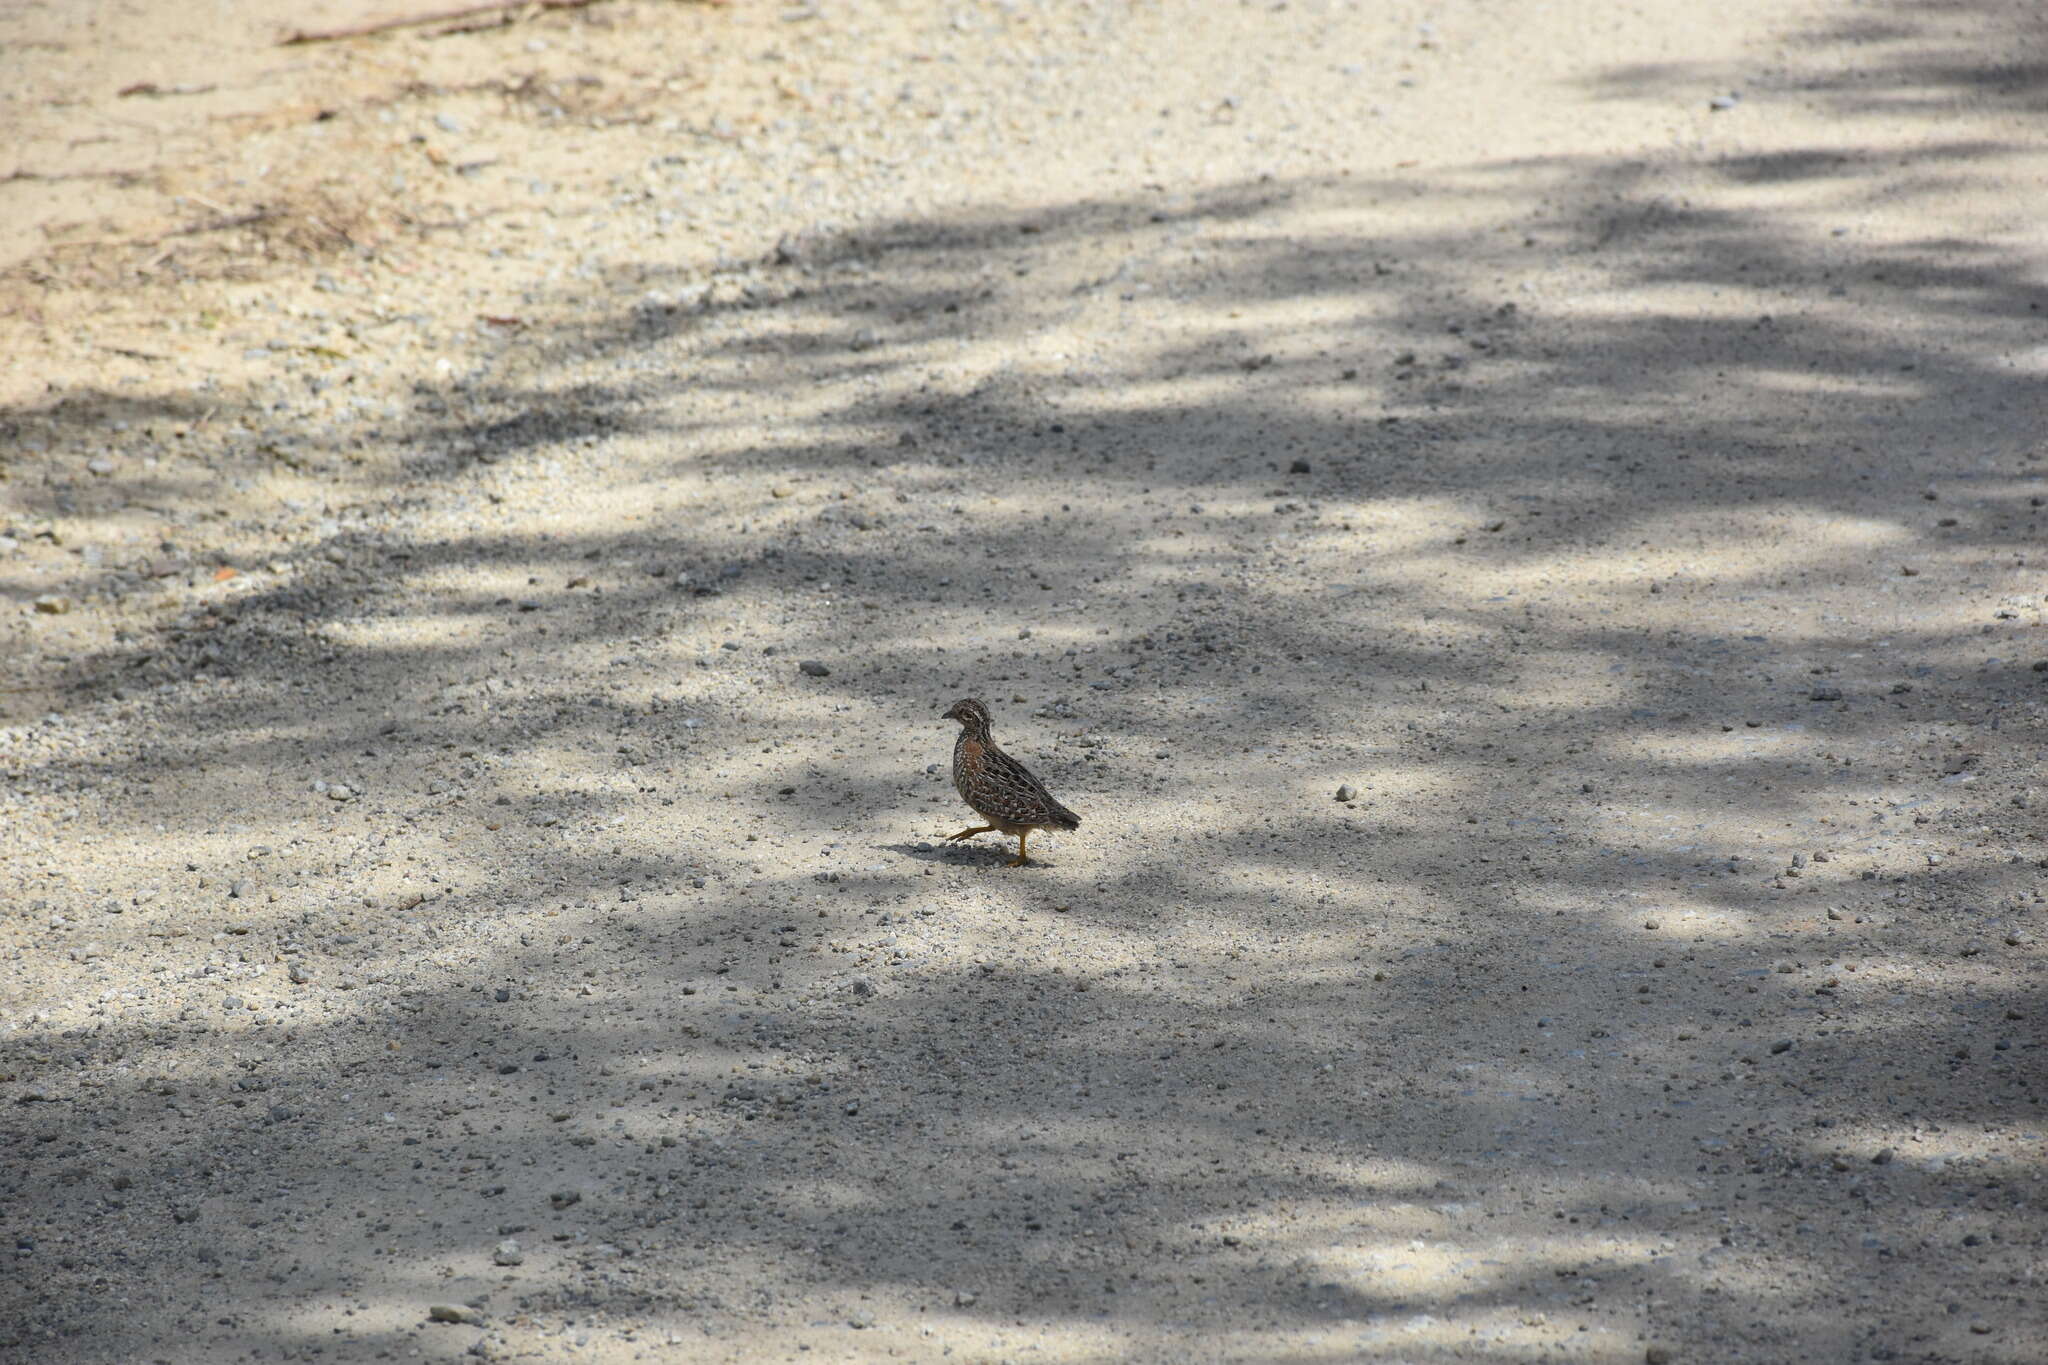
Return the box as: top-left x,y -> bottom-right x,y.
941,698 -> 1080,866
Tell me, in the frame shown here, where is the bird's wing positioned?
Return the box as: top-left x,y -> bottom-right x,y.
972,746 -> 1067,825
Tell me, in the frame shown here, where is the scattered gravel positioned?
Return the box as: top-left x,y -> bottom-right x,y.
0,2 -> 2040,1364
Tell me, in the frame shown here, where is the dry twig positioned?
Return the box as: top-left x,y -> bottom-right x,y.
279,0 -> 608,45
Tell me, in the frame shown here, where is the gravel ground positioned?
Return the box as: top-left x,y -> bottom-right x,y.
2,1 -> 2045,1362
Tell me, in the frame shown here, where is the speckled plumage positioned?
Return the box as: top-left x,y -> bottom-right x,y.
941,698 -> 1079,865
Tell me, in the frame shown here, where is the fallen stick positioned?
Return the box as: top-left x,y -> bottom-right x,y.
43,209 -> 269,252
160,209 -> 273,239
279,0 -> 607,46
117,81 -> 219,98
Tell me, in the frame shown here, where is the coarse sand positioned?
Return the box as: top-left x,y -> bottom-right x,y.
2,1 -> 2044,1361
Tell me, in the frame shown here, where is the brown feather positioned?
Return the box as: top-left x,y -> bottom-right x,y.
946,699 -> 1080,833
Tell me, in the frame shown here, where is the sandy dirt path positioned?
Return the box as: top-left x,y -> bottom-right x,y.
2,1 -> 2044,1361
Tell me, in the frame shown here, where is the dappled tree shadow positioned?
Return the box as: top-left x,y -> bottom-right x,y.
3,4 -> 2044,1361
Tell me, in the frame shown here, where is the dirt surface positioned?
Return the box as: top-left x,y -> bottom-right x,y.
3,1 -> 2046,1361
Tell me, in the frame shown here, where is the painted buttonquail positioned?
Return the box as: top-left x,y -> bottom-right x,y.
941,698 -> 1080,866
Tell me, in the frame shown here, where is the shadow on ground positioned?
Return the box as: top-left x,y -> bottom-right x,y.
3,4 -> 2044,1360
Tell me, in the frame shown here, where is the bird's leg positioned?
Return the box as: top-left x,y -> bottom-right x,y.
1006,829 -> 1032,867
946,824 -> 996,842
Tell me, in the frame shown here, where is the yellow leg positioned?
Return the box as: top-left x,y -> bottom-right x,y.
1006,829 -> 1032,867
947,824 -> 996,842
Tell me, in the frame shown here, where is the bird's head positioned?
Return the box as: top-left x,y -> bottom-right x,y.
942,698 -> 992,734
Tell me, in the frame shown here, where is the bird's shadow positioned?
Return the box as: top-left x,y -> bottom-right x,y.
884,840 -> 1052,867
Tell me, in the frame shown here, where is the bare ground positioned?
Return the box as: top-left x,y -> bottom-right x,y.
2,2 -> 2045,1362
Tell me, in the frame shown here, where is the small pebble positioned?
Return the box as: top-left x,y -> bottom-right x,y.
492,1239 -> 524,1266
1334,784 -> 1356,802
429,1304 -> 484,1325
799,660 -> 831,676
